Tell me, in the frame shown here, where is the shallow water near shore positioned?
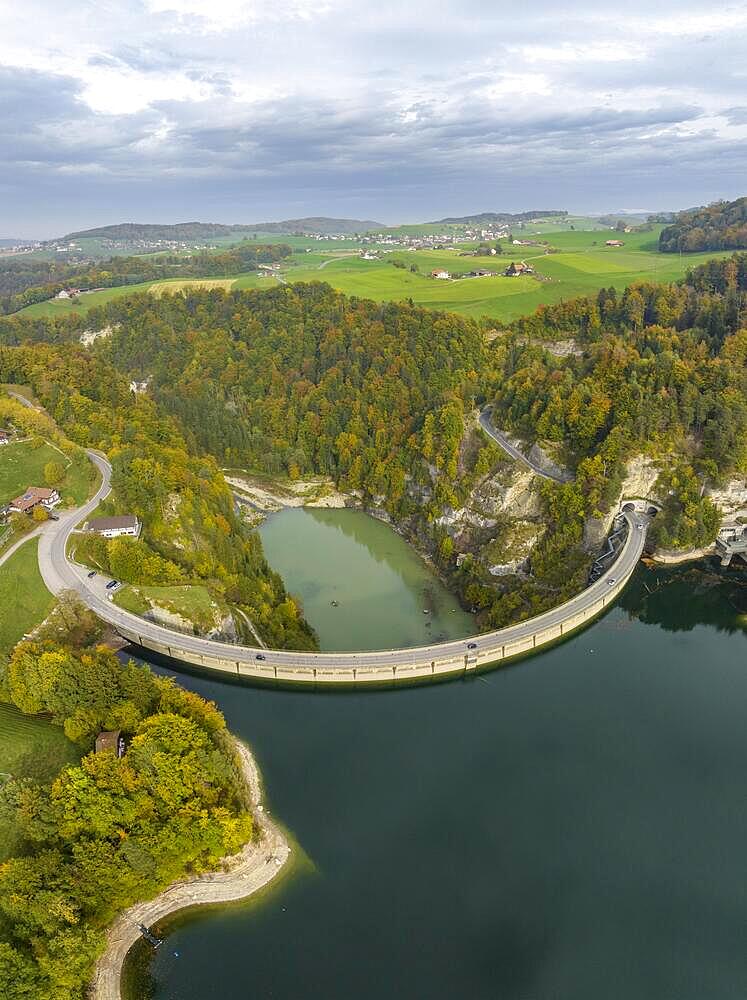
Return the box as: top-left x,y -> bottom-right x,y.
125,559 -> 747,1000
258,507 -> 476,650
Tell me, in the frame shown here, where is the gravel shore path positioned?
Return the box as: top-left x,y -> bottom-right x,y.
88,740 -> 291,999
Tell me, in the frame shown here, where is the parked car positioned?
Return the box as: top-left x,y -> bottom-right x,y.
607,577 -> 616,586
87,570 -> 97,579
105,579 -> 120,590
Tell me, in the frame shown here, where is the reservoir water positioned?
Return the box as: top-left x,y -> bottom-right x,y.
126,559 -> 747,1000
258,507 -> 476,650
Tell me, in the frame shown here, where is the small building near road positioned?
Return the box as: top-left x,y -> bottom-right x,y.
605,240 -> 625,247
9,486 -> 61,514
431,269 -> 450,280
95,730 -> 125,757
86,514 -> 141,539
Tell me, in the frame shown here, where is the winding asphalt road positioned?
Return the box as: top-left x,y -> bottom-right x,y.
37,450 -> 648,681
478,408 -> 572,482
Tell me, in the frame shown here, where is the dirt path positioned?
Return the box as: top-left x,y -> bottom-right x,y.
88,740 -> 291,1000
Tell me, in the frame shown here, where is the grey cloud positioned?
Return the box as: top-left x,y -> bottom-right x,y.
1,0 -> 746,235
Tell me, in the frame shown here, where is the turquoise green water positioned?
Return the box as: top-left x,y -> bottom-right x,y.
258,507 -> 476,650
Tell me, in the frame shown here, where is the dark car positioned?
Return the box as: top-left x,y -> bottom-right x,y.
105,580 -> 119,590
467,642 -> 478,650
87,570 -> 97,579
255,653 -> 266,661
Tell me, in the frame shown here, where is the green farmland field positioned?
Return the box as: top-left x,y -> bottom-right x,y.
13,223 -> 736,324
15,272 -> 270,319
279,225 -> 734,322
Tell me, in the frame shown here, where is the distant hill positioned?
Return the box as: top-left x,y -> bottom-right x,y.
61,218 -> 384,242
659,196 -> 747,253
248,217 -> 383,235
428,210 -> 568,226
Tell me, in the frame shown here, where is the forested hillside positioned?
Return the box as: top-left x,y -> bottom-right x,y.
496,255 -> 747,552
1,258 -> 745,633
91,283 -> 489,509
0,344 -> 317,650
659,196 -> 747,252
0,242 -> 290,315
0,609 -> 254,999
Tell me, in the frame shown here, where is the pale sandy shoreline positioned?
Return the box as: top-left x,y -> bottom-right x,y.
88,740 -> 291,1000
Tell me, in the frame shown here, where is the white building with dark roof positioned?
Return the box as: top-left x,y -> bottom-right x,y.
86,514 -> 141,538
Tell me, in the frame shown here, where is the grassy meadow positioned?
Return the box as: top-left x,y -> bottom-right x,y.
17,270 -> 273,318
0,538 -> 55,660
0,438 -> 95,506
114,583 -> 225,632
278,225 -> 734,322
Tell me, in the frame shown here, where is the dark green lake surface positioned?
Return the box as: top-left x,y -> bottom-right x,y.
128,560 -> 747,1000
258,508 -> 476,650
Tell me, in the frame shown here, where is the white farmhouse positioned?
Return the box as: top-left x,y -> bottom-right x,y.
86,515 -> 142,539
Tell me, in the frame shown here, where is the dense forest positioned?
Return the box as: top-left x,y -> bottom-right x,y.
659,195 -> 747,252
1,256 -> 745,632
0,604 -> 254,1000
91,283 -> 489,507
0,242 -> 290,314
0,344 -> 317,650
498,255 -> 747,547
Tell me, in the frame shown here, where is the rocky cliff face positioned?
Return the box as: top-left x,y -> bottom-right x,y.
583,454 -> 665,550
708,477 -> 747,521
437,461 -> 545,577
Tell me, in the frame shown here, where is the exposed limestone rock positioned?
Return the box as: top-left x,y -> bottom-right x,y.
225,474 -> 351,511
484,519 -> 544,576
79,324 -> 117,346
707,477 -> 747,519
583,516 -> 608,551
544,339 -> 583,357
620,455 -> 661,500
471,466 -> 542,520
527,442 -> 568,481
142,605 -> 194,633
488,561 -> 525,577
208,613 -> 239,642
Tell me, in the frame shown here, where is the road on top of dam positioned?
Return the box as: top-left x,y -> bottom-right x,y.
36,449 -> 649,682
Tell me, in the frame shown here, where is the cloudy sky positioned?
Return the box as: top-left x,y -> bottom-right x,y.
1,0 -> 746,237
